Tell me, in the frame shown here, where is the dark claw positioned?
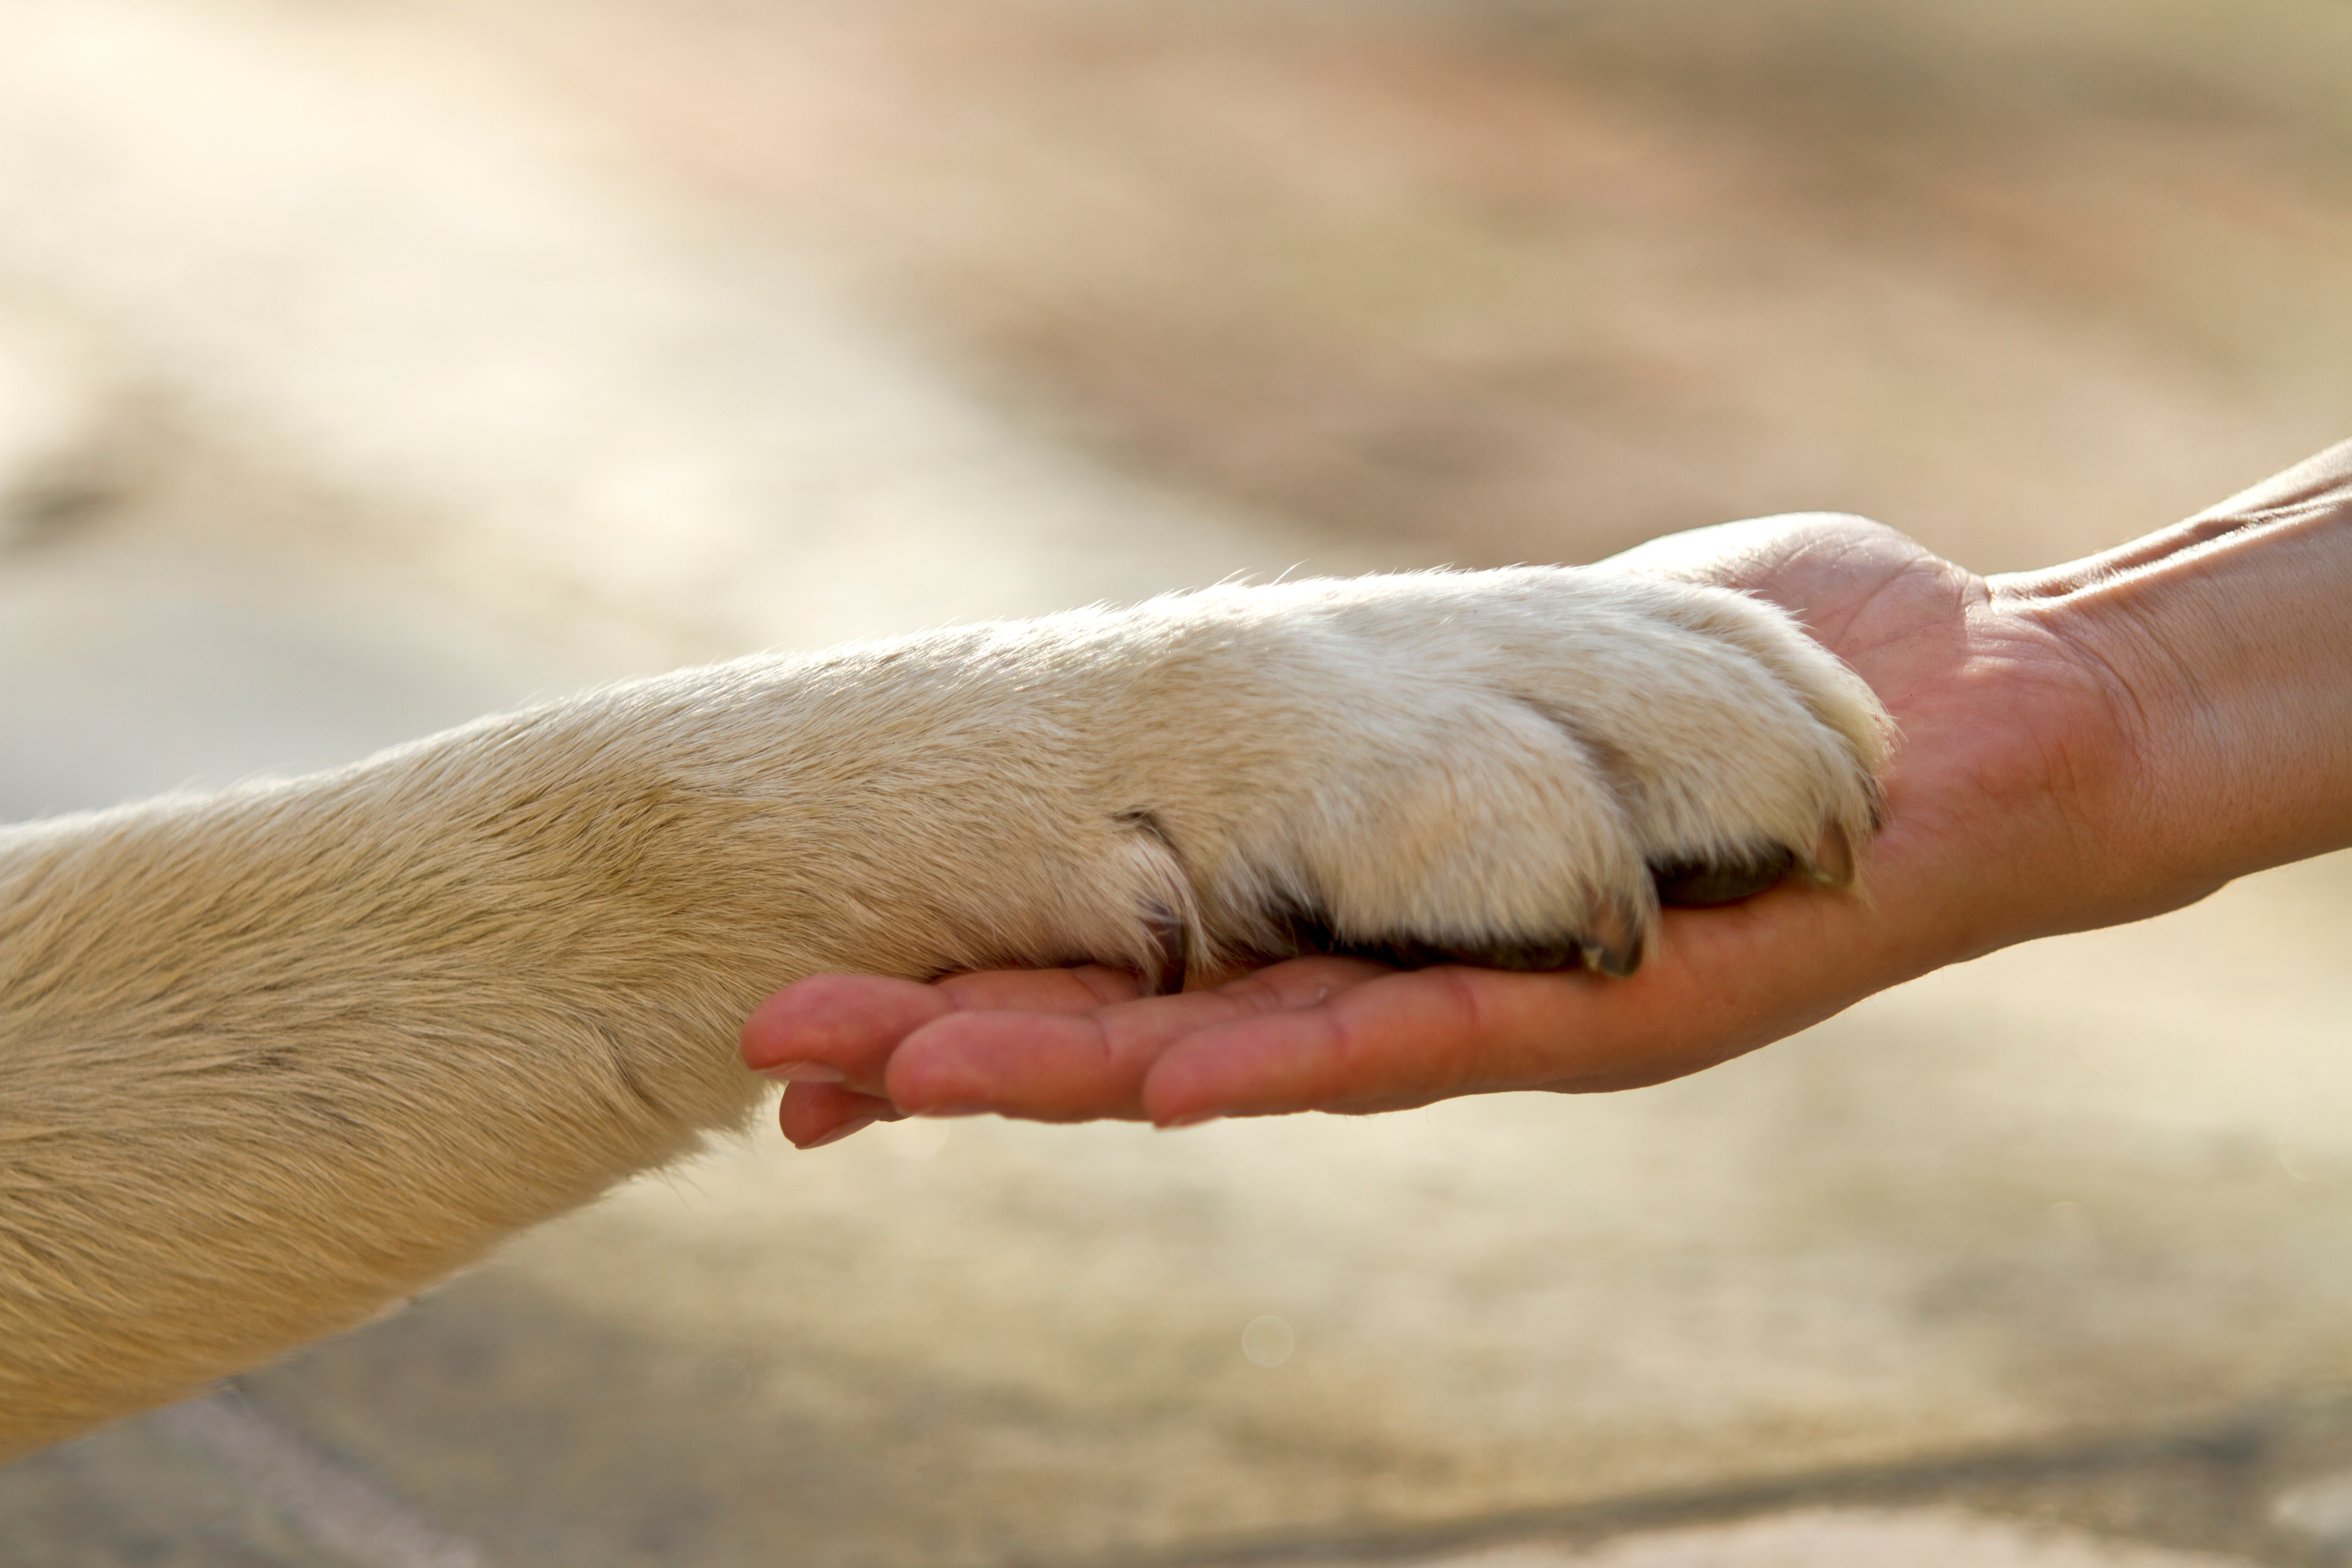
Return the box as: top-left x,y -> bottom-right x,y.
1650,847 -> 1796,907
1807,822 -> 1857,888
1577,893 -> 1646,978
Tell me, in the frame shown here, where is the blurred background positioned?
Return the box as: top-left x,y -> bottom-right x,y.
3,0 -> 2350,1564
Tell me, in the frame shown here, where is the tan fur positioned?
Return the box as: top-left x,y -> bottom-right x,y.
0,567 -> 1888,1457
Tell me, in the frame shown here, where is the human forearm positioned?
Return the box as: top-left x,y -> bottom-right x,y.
2006,439 -> 2352,905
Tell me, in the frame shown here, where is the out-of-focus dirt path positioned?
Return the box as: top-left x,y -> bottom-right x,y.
4,4 -> 2352,1567
431,0 -> 2352,573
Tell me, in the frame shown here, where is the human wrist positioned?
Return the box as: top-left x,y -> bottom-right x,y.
2006,443 -> 2352,905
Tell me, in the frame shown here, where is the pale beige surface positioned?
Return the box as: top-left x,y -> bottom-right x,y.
2,1 -> 2350,1566
0,0 -> 1381,669
1356,1511 -> 2261,1568
429,0 -> 2352,576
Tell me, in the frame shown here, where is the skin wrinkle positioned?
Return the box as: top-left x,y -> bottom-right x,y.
1073,963 -> 1142,1009
2019,610 -> 2171,914
1427,963 -> 1497,1096
2086,514 -> 2349,877
1291,985 -> 1374,1114
1073,1010 -> 1128,1102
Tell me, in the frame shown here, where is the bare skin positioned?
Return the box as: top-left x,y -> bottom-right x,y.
743,441 -> 2352,1144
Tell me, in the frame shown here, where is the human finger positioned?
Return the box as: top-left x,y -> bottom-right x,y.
777,1081 -> 901,1149
882,957 -> 1395,1121
1137,889 -> 1872,1126
741,973 -> 955,1096
741,966 -> 1149,1097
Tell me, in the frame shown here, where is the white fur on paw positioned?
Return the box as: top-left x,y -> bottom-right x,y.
1118,567 -> 1891,980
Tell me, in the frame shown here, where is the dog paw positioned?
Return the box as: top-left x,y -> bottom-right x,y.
1109,568 -> 1890,982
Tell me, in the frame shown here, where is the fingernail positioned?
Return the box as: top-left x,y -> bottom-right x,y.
798,1113 -> 877,1150
1159,1112 -> 1224,1130
759,1060 -> 846,1084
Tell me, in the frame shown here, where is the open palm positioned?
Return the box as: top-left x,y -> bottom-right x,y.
746,511 -> 2142,1147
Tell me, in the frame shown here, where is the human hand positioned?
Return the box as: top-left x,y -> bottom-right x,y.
760,423 -> 2352,1148
743,504 -> 2182,1147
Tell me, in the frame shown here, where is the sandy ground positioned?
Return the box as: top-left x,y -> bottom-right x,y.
3,2 -> 2351,1566
426,0 -> 2352,571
